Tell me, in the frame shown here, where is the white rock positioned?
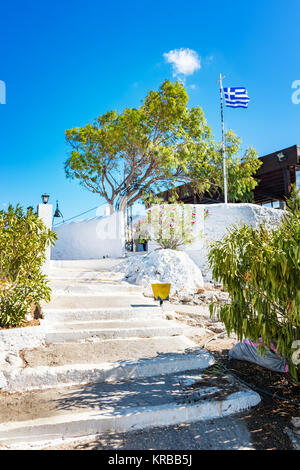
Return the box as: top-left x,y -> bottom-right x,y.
0,352 -> 7,365
5,353 -> 23,368
117,249 -> 204,295
0,372 -> 8,389
178,292 -> 194,303
292,417 -> 300,429
208,323 -> 226,334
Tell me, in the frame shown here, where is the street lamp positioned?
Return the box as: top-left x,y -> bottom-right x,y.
54,200 -> 64,220
41,193 -> 50,204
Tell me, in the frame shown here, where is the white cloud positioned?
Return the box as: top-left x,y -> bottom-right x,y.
163,48 -> 201,78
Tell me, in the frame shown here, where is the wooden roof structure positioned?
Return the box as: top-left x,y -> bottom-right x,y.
158,145 -> 300,206
253,145 -> 300,204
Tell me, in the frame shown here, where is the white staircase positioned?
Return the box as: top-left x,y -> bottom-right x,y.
0,260 -> 260,449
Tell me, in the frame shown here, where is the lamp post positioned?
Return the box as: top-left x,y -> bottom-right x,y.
37,195 -> 53,275
41,193 -> 50,204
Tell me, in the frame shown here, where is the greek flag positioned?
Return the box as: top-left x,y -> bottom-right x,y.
223,87 -> 250,108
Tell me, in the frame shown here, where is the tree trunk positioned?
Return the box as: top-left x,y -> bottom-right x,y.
109,203 -> 115,215
118,197 -> 128,213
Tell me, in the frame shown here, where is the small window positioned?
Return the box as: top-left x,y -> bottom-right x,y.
296,169 -> 300,188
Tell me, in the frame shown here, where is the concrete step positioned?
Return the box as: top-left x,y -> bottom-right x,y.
0,370 -> 260,449
45,322 -> 185,343
21,336 -> 198,368
49,269 -> 124,281
42,306 -> 162,323
45,319 -> 172,330
2,349 -> 215,392
49,281 -> 143,296
44,295 -> 155,310
50,259 -> 123,270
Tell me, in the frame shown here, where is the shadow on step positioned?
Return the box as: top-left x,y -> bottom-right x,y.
53,375 -> 183,413
52,416 -> 254,450
49,368 -> 240,415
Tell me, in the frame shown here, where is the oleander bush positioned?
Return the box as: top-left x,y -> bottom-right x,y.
208,186 -> 300,379
0,205 -> 57,328
135,202 -> 208,250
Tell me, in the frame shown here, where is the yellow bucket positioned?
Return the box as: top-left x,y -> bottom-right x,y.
151,283 -> 171,304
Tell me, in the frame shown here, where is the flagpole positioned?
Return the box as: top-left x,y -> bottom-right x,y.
218,73 -> 228,204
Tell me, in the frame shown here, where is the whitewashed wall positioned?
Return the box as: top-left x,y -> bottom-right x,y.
148,203 -> 284,279
51,203 -> 284,267
51,212 -> 125,260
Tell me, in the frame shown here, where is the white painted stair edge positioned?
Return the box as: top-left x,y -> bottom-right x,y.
44,323 -> 186,343
2,350 -> 215,392
41,306 -> 162,322
0,390 -> 261,449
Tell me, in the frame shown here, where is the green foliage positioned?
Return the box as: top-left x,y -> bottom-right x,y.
0,205 -> 57,328
286,184 -> 300,214
187,129 -> 262,203
65,81 -> 261,211
208,192 -> 300,379
223,131 -> 262,202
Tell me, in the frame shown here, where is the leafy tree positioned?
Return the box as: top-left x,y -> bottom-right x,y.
65,80 -> 261,212
0,205 -> 57,328
208,189 -> 300,379
219,130 -> 262,203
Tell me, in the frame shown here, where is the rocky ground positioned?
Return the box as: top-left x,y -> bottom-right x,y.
117,249 -> 205,296
162,281 -> 233,352
168,281 -> 230,305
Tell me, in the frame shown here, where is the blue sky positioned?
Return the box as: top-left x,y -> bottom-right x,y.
0,0 -> 300,221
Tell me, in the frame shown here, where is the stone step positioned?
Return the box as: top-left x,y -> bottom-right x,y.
45,321 -> 185,343
0,370 -> 260,449
21,336 -> 197,368
42,306 -> 162,323
44,295 -> 155,310
2,349 -> 215,392
49,281 -> 143,296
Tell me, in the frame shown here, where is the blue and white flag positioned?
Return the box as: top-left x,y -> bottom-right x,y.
223,87 -> 250,108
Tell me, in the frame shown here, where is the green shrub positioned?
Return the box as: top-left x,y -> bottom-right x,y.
208,187 -> 300,379
0,205 -> 57,328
